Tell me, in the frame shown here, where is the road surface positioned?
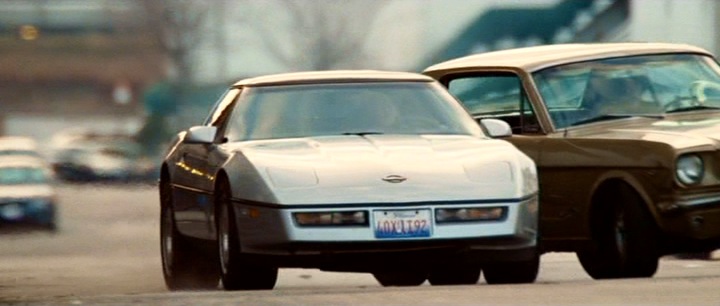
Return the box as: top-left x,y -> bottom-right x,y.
1,184 -> 718,305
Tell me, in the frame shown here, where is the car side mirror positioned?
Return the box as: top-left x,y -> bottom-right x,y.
183,126 -> 217,144
479,118 -> 512,138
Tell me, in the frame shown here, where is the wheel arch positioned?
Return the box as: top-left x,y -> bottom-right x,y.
213,169 -> 231,217
159,163 -> 171,209
587,172 -> 659,234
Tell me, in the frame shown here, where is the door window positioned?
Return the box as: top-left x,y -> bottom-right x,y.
447,73 -> 540,134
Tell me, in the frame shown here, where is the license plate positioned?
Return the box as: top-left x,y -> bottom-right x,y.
373,209 -> 432,239
1,203 -> 24,220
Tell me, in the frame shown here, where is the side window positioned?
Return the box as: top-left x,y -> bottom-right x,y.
446,73 -> 540,134
205,88 -> 241,142
204,88 -> 241,127
229,88 -> 293,141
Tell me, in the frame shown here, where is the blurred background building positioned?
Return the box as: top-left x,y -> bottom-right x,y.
0,0 -> 165,140
419,0 -> 720,69
1,0 -> 719,153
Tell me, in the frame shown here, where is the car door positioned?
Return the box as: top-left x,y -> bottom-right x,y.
172,88 -> 241,240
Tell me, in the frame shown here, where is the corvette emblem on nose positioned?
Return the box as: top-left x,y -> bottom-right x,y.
382,175 -> 407,183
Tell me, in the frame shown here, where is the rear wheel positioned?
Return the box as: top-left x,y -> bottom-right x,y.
427,264 -> 481,286
577,185 -> 659,279
160,180 -> 219,290
216,179 -> 278,290
372,270 -> 427,287
483,254 -> 539,284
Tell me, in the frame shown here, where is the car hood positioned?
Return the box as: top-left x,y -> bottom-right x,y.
569,114 -> 720,150
225,134 -> 536,205
0,184 -> 55,201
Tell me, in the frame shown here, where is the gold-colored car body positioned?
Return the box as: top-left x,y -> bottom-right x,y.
424,43 -> 720,261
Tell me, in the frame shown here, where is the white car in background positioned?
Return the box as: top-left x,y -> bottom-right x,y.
0,136 -> 44,159
0,156 -> 58,231
50,131 -> 156,182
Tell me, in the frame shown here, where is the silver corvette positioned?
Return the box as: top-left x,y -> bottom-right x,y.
159,70 -> 539,291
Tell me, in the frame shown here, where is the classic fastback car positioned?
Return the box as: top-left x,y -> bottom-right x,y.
159,70 -> 539,290
424,42 -> 720,279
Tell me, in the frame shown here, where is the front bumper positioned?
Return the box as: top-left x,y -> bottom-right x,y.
230,196 -> 538,270
241,237 -> 537,272
656,191 -> 720,250
0,200 -> 56,229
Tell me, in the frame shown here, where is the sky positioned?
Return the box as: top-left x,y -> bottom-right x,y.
193,0 -> 561,82
376,0 -> 559,71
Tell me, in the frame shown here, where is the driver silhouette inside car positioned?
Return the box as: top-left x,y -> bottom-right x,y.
584,74 -> 661,114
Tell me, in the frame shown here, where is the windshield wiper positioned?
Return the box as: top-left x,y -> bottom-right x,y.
666,105 -> 720,113
341,132 -> 384,136
570,114 -> 664,127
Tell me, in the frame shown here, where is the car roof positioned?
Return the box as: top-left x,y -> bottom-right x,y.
232,70 -> 435,87
0,136 -> 38,150
424,42 -> 714,74
0,155 -> 48,168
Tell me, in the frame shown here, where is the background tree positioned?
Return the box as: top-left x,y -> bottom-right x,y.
136,0 -> 210,157
139,0 -> 209,83
240,0 -> 391,71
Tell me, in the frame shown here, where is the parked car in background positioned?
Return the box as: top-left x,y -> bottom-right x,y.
50,131 -> 157,183
0,136 -> 44,159
423,42 -> 720,278
159,70 -> 539,291
0,156 -> 57,231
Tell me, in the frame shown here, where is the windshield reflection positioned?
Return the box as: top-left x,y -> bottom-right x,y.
224,82 -> 483,141
533,54 -> 720,128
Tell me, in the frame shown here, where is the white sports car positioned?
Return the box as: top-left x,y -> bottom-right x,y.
159,70 -> 539,291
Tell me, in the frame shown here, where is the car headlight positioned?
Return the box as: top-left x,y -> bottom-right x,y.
267,167 -> 318,188
435,207 -> 506,223
676,154 -> 704,185
293,211 -> 367,227
463,161 -> 512,183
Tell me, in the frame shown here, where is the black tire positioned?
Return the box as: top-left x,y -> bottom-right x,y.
160,180 -> 220,290
45,222 -> 58,233
216,180 -> 278,291
372,270 -> 427,287
428,265 -> 481,286
44,207 -> 58,232
577,185 -> 659,279
674,252 -> 713,260
483,254 -> 539,285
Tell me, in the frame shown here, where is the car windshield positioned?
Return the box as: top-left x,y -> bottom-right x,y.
533,54 -> 720,129
0,166 -> 49,185
224,82 -> 483,141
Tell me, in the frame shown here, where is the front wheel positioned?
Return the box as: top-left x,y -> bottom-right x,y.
483,254 -> 539,284
674,252 -> 714,260
372,270 -> 427,287
427,264 -> 481,285
577,186 -> 659,279
216,180 -> 278,290
160,180 -> 219,290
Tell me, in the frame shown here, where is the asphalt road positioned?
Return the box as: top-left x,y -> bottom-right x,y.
1,184 -> 719,305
